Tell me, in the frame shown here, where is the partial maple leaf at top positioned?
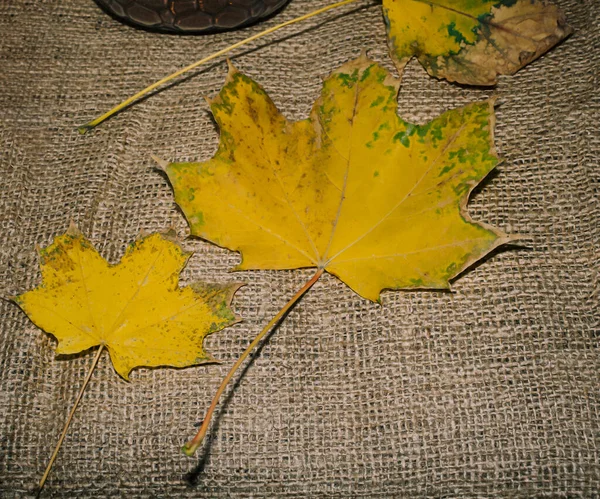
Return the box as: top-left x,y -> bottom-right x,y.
383,0 -> 573,85
162,54 -> 515,303
80,0 -> 573,132
14,225 -> 241,379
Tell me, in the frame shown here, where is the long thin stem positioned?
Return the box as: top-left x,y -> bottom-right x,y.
37,344 -> 105,496
182,268 -> 324,457
78,0 -> 362,134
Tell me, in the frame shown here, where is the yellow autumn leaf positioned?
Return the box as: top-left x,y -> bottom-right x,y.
163,55 -> 513,302
383,0 -> 572,85
15,225 -> 241,379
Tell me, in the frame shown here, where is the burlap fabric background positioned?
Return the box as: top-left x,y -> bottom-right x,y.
0,0 -> 598,496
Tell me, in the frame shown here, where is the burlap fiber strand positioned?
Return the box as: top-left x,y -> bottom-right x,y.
0,0 -> 598,496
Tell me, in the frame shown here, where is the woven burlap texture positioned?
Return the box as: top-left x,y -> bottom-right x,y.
0,0 -> 598,496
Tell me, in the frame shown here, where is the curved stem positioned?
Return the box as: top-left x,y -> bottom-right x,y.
182,268 -> 324,457
78,0 -> 362,134
37,344 -> 105,496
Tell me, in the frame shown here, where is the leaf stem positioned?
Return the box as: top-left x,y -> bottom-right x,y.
37,344 -> 105,496
182,268 -> 324,457
78,0 -> 362,134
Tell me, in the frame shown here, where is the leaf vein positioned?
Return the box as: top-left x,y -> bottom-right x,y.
331,237 -> 488,263
324,119 -> 470,265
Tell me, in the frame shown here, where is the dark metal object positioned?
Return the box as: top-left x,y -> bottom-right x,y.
95,0 -> 291,33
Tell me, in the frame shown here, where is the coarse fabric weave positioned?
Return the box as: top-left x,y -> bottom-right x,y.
0,0 -> 598,497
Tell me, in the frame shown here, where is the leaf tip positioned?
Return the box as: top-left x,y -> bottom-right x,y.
116,367 -> 132,382
66,221 -> 82,238
490,97 -> 505,110
203,353 -> 222,365
161,227 -> 179,240
229,281 -> 246,293
225,59 -> 238,81
223,281 -> 246,305
503,233 -> 528,246
488,95 -> 499,107
151,155 -> 169,172
4,294 -> 18,305
158,229 -> 193,260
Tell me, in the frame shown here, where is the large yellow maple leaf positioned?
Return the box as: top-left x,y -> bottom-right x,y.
163,55 -> 513,302
15,225 -> 241,379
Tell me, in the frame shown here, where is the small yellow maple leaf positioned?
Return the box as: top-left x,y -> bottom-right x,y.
14,225 -> 241,379
163,55 -> 515,302
383,0 -> 572,85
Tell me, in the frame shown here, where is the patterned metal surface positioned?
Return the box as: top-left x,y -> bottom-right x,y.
95,0 -> 291,32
